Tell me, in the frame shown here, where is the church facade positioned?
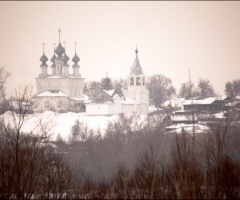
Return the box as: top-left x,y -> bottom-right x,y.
34,30 -> 86,113
34,29 -> 149,115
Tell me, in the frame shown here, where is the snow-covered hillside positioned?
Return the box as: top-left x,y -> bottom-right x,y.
0,111 -> 148,142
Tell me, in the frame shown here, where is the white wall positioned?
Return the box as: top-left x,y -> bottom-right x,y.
122,104 -> 135,114
36,77 -> 84,98
109,96 -> 123,115
86,103 -> 110,116
34,96 -> 69,113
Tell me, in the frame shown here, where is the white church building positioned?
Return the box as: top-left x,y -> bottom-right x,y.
34,29 -> 149,115
34,30 -> 87,113
85,48 -> 149,116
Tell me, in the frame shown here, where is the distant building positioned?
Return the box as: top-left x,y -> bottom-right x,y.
34,30 -> 86,113
86,48 -> 149,116
34,30 -> 149,115
183,97 -> 232,113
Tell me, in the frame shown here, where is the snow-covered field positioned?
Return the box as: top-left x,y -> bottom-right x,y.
0,110 -> 149,142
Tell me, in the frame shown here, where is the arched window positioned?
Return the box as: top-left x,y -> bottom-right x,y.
136,77 -> 141,85
130,77 -> 134,85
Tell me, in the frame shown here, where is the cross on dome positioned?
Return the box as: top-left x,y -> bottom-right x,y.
74,42 -> 77,51
42,42 -> 45,52
57,28 -> 62,40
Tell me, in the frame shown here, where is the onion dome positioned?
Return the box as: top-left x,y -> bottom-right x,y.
51,53 -> 56,63
72,53 -> 80,64
54,42 -> 65,57
62,53 -> 69,65
40,53 -> 48,64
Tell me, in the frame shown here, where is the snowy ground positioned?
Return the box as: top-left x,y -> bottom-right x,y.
0,111 -> 148,142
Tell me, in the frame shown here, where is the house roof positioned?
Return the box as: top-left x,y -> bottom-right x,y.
103,89 -> 115,97
183,97 -> 216,105
165,123 -> 209,134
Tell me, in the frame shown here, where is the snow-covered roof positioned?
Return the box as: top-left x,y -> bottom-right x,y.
183,97 -> 216,105
103,89 -> 115,97
36,90 -> 68,97
69,95 -> 89,101
46,76 -> 61,79
165,123 -> 209,134
112,94 -> 119,100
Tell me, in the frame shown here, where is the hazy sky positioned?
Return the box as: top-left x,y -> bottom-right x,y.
1,1 -> 240,96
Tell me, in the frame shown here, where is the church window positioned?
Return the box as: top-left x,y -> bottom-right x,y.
130,77 -> 134,85
136,77 -> 141,85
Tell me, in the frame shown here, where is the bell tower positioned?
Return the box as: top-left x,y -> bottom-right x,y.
123,47 -> 149,114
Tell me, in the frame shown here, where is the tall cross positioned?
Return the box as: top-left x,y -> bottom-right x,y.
57,28 -> 62,39
42,42 -> 45,52
74,42 -> 77,51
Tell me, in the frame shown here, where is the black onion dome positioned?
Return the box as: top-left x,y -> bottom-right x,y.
40,53 -> 48,63
72,53 -> 80,64
54,42 -> 65,56
51,53 -> 56,63
62,53 -> 69,64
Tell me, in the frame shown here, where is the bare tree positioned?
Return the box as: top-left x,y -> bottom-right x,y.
197,78 -> 215,99
178,81 -> 198,99
0,84 -> 73,199
146,74 -> 176,107
0,67 -> 11,103
225,79 -> 240,99
112,78 -> 128,97
83,80 -> 101,97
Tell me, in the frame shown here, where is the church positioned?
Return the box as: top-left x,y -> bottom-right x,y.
34,29 -> 149,115
85,48 -> 149,115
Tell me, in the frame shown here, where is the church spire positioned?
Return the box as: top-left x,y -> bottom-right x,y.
131,46 -> 143,75
135,44 -> 138,55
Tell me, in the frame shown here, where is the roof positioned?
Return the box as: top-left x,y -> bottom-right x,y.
103,89 -> 115,97
36,90 -> 68,97
183,97 -> 216,105
165,123 -> 210,134
69,95 -> 89,101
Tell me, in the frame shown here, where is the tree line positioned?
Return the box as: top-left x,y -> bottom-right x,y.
84,73 -> 240,108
